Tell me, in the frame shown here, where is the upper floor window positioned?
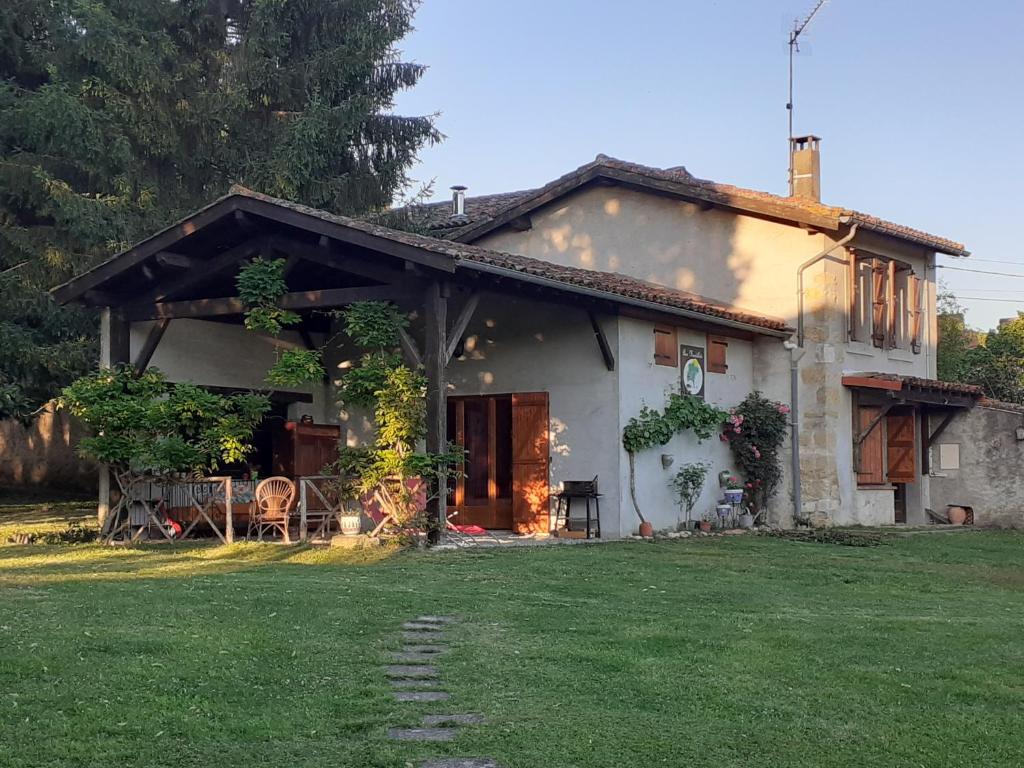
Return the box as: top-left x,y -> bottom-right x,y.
848,251 -> 922,353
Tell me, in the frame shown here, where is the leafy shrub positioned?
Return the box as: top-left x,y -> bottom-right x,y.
720,392 -> 789,520
59,366 -> 269,474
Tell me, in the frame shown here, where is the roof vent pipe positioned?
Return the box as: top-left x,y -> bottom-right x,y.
450,185 -> 467,218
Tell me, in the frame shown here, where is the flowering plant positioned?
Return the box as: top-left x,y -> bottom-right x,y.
720,392 -> 789,520
723,474 -> 744,490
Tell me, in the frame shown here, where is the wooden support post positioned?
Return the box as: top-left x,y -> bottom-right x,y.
98,308 -> 130,529
423,281 -> 448,545
225,477 -> 234,545
299,478 -> 308,542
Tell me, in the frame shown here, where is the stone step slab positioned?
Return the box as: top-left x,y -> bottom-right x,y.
402,644 -> 447,654
403,621 -> 447,631
418,760 -> 501,768
387,727 -> 458,742
422,713 -> 486,726
390,651 -> 441,662
393,691 -> 451,703
385,665 -> 439,679
389,678 -> 440,689
402,630 -> 445,642
414,615 -> 458,624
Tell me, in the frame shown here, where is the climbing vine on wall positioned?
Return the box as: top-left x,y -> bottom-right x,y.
621,392 -> 725,524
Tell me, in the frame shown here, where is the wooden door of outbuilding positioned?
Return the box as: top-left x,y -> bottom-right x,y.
511,392 -> 550,534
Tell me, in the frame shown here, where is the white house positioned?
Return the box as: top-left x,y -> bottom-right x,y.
54,138 -> 981,537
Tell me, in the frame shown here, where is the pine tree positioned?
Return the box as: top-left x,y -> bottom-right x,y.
0,0 -> 438,418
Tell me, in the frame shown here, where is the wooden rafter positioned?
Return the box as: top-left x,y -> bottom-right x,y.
127,285 -> 416,321
137,238 -> 264,305
398,327 -> 422,369
268,235 -> 408,285
133,319 -> 170,375
588,311 -> 615,371
154,252 -> 194,270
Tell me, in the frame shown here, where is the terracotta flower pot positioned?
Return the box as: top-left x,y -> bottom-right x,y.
947,506 -> 967,526
698,520 -> 712,533
638,521 -> 654,538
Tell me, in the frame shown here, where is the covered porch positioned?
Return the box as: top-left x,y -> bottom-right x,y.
844,373 -> 982,525
54,186 -> 793,542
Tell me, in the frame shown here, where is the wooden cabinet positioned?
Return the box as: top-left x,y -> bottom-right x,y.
272,421 -> 340,478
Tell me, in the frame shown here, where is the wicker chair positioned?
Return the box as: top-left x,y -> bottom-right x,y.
250,477 -> 296,542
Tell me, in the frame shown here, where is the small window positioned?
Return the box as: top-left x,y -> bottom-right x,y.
707,335 -> 728,374
653,325 -> 678,366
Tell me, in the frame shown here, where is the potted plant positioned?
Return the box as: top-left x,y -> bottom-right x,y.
698,513 -> 713,533
338,501 -> 363,536
723,475 -> 745,505
669,461 -> 710,529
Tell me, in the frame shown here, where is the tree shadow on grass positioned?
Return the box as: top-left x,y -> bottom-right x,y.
0,539 -> 405,586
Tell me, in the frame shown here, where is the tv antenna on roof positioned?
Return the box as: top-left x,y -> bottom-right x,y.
787,0 -> 829,194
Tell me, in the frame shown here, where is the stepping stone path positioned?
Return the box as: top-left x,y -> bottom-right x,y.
384,615 -> 501,766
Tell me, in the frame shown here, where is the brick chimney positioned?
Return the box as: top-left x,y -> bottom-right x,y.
789,135 -> 821,201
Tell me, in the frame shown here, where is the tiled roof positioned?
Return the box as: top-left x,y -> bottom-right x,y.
53,185 -> 791,335
407,189 -> 538,235
227,187 -> 789,334
413,154 -> 968,256
843,372 -> 983,397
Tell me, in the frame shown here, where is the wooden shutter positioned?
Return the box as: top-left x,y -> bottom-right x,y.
909,274 -> 923,352
848,250 -> 858,340
707,335 -> 728,374
871,260 -> 887,348
886,411 -> 916,483
856,406 -> 885,485
511,392 -> 550,534
886,260 -> 898,348
653,325 -> 678,366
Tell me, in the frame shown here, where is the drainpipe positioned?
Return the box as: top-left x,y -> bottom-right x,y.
789,224 -> 858,524
782,340 -> 807,523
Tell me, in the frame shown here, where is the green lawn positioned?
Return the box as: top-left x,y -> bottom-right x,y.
1,531 -> 1022,767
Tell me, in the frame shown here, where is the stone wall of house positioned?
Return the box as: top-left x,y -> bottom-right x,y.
0,406 -> 96,492
928,403 -> 1024,528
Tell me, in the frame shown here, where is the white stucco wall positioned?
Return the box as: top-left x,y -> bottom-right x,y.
445,291 -> 622,535
130,319 -> 329,422
616,316 -> 754,537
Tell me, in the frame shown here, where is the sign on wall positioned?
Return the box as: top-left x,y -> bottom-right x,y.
680,345 -> 705,400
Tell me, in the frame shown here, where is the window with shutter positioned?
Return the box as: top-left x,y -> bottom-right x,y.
653,325 -> 678,366
707,335 -> 728,374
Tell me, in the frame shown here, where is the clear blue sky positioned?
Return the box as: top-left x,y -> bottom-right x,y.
392,0 -> 1024,331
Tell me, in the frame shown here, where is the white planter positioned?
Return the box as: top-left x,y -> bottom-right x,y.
723,489 -> 744,504
339,514 -> 362,536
